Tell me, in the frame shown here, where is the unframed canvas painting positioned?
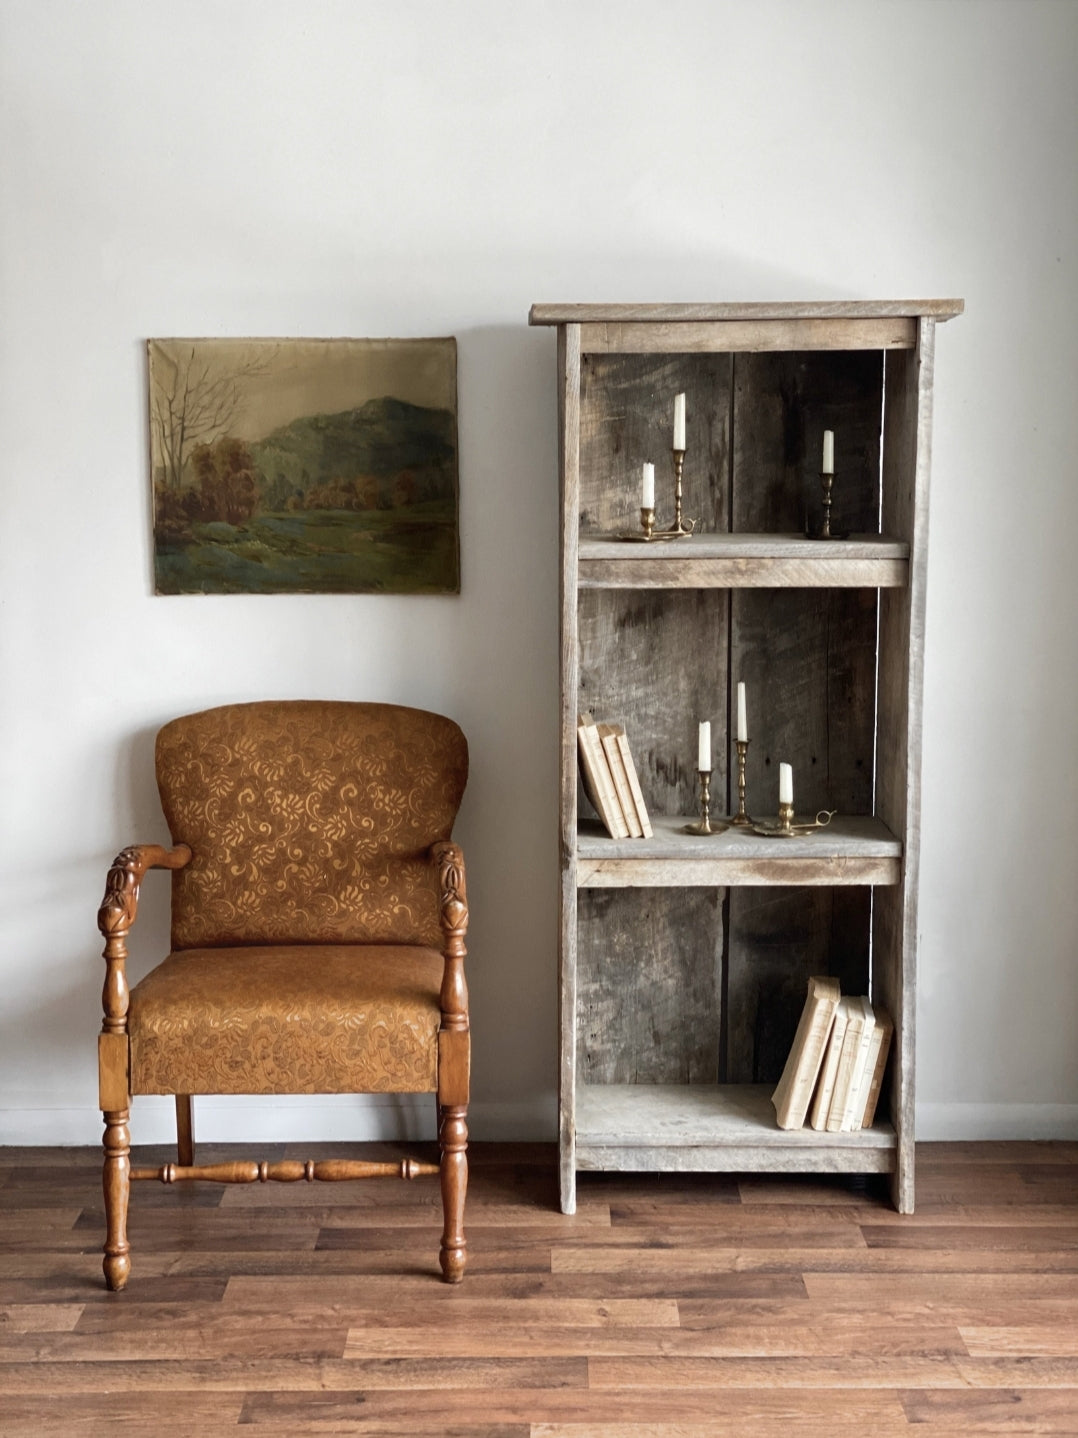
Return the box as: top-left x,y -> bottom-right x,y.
149,337 -> 459,594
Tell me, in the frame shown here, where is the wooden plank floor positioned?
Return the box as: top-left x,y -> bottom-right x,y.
1,1140 -> 1077,1435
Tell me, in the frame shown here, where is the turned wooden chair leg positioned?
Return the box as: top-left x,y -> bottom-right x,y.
102,1109 -> 131,1291
175,1094 -> 194,1167
438,1103 -> 468,1283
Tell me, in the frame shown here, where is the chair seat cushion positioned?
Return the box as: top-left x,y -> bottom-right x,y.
128,945 -> 443,1095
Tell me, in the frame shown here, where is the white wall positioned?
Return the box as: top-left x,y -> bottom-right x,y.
2,0 -> 1076,1146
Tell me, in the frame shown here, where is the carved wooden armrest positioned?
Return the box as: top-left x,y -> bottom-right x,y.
430,840 -> 468,1031
98,844 -> 191,1032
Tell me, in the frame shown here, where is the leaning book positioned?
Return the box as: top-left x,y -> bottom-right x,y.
771,975 -> 841,1130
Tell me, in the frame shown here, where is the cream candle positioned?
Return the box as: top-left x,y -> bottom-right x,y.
822,430 -> 834,474
698,721 -> 711,772
673,393 -> 686,450
736,682 -> 748,743
779,762 -> 793,806
642,461 -> 655,509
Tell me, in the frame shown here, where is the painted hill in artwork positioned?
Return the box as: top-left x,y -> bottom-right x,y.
252,397 -> 457,508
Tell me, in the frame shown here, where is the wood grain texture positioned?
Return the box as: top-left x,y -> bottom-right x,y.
578,351 -> 731,537
577,889 -> 723,1085
530,299 -> 965,324
558,323 -> 582,1216
578,317 -> 917,354
874,323 -> 937,1213
1,1140 -> 1072,1435
725,350 -> 882,1085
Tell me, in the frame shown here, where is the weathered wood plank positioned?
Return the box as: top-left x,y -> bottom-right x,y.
875,321 -> 937,1212
578,351 -> 731,536
530,299 -> 965,324
559,322 -> 581,1216
577,890 -> 723,1086
578,589 -> 728,822
725,350 -> 882,1084
578,317 -> 916,354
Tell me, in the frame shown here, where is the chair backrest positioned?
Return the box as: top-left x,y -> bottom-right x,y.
156,700 -> 468,950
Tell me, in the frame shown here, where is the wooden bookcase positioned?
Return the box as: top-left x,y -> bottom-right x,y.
529,300 -> 962,1214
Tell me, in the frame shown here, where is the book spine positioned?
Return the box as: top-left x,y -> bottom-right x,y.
616,732 -> 653,838
825,1019 -> 864,1133
809,1010 -> 848,1131
600,730 -> 643,838
858,1016 -> 894,1130
840,1006 -> 876,1132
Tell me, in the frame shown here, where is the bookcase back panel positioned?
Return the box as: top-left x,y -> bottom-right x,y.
732,350 -> 883,536
724,886 -> 871,1084
729,587 -> 878,818
578,588 -> 729,818
579,353 -> 732,537
577,886 -> 723,1085
722,351 -> 882,1087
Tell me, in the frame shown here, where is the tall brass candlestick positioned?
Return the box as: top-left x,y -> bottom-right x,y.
731,739 -> 752,826
656,448 -> 695,538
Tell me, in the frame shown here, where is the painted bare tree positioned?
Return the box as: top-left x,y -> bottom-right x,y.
149,342 -> 272,491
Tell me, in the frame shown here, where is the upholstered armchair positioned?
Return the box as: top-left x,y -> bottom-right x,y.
96,700 -> 470,1290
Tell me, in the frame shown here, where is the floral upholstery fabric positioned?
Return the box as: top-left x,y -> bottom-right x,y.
129,945 -> 442,1094
156,701 -> 468,951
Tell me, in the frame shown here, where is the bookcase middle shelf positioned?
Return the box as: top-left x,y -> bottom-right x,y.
575,814 -> 901,888
577,533 -> 909,589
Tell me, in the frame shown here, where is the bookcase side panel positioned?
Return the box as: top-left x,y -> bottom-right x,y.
725,351 -> 882,1085
578,353 -> 732,537
558,323 -> 582,1214
577,888 -> 724,1085
578,588 -> 730,820
874,320 -> 937,1213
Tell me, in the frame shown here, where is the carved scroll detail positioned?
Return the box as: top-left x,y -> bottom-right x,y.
98,844 -> 191,1034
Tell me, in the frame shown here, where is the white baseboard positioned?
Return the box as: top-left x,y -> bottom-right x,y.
0,1094 -> 558,1148
916,1102 -> 1078,1141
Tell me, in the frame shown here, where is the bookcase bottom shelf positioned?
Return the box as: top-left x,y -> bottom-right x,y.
574,1084 -> 896,1174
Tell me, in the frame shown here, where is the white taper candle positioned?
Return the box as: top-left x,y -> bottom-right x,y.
779,762 -> 793,806
673,393 -> 686,450
736,682 -> 748,743
822,430 -> 834,474
642,461 -> 655,509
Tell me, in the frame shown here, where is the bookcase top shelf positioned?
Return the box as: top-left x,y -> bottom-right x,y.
578,533 -> 909,589
576,814 -> 901,888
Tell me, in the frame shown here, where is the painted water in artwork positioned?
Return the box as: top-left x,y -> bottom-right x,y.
149,337 -> 459,594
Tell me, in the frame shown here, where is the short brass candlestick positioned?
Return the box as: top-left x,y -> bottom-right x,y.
731,738 -> 752,826
655,448 -> 695,538
640,506 -> 655,541
777,800 -> 795,835
684,768 -> 714,834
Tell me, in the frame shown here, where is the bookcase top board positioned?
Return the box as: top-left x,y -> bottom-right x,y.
529,299 -> 964,325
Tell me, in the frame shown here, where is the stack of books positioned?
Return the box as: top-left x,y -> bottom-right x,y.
771,975 -> 893,1133
577,712 -> 652,839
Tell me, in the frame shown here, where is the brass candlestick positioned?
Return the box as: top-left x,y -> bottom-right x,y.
777,800 -> 795,835
640,506 -> 655,541
820,470 -> 834,539
655,448 -> 695,538
731,738 -> 752,826
684,768 -> 714,834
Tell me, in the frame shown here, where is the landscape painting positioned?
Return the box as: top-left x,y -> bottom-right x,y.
149,337 -> 459,594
